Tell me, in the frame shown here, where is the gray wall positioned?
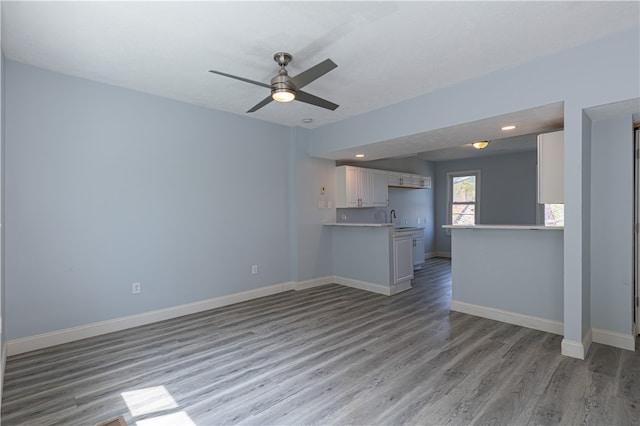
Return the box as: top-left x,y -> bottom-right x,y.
434,150 -> 538,254
291,127 -> 335,282
337,157 -> 436,255
590,115 -> 634,335
0,7 -> 5,397
580,112 -> 592,338
451,228 -> 564,322
4,61 -> 292,340
331,227 -> 391,286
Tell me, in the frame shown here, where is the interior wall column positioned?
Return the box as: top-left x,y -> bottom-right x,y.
561,104 -> 592,359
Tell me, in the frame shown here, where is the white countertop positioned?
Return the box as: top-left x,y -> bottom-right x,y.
323,223 -> 394,227
442,224 -> 563,231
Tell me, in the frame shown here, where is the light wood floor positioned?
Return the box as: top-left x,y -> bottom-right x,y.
1,258 -> 639,425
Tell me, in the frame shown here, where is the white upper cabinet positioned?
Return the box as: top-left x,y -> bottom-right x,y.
369,169 -> 389,207
357,167 -> 371,207
335,166 -> 388,208
337,166 -> 430,207
537,130 -> 564,204
411,175 -> 431,188
336,165 -> 360,208
388,172 -> 413,187
389,172 -> 431,188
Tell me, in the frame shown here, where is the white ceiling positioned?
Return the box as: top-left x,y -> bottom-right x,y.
2,1 -> 639,161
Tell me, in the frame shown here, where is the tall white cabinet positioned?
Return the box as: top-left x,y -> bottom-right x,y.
537,130 -> 564,204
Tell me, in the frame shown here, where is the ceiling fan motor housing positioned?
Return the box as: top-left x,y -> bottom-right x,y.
271,60 -> 296,102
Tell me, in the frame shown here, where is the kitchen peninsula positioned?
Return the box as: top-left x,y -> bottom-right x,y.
323,223 -> 416,295
443,224 -> 564,334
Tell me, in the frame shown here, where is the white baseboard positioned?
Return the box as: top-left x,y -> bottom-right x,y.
450,300 -> 564,336
424,252 -> 437,259
561,329 -> 591,359
333,276 -> 411,296
7,281 -> 293,356
334,276 -> 393,296
7,274 -> 407,356
592,328 -> 635,351
561,338 -> 587,359
435,251 -> 451,258
584,328 -> 593,356
390,280 -> 412,295
1,340 -> 6,404
293,276 -> 334,291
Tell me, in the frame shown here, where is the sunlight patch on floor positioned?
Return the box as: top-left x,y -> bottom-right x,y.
121,385 -> 196,425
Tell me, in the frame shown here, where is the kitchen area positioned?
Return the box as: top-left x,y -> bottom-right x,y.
322,130 -> 568,341
324,163 -> 434,295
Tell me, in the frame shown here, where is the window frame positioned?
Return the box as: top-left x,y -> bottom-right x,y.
536,203 -> 565,226
447,170 -> 481,226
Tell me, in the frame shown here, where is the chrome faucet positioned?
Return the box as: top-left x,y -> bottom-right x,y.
390,209 -> 397,223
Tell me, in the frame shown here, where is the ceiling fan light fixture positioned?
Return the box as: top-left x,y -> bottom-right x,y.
472,141 -> 490,149
272,87 -> 295,102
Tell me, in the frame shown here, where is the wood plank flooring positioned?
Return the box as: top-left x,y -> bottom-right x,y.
2,258 -> 639,425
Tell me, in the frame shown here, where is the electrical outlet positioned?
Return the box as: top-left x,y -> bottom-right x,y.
417,218 -> 421,224
251,264 -> 258,274
132,282 -> 141,294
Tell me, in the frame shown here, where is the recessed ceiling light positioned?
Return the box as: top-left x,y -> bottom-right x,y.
501,125 -> 517,131
302,118 -> 313,124
355,154 -> 365,158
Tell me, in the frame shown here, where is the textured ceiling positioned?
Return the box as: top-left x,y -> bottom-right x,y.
2,1 -> 639,160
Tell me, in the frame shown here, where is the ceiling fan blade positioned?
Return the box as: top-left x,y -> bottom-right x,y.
247,95 -> 274,113
295,90 -> 339,111
288,59 -> 337,90
209,70 -> 271,89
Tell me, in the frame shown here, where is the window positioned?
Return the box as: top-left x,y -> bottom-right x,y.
448,171 -> 480,225
544,203 -> 564,226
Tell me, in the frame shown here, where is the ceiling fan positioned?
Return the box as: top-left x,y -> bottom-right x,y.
209,52 -> 339,113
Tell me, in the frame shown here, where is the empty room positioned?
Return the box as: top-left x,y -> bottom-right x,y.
0,2 -> 639,425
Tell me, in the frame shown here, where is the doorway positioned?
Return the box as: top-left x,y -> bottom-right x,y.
635,125 -> 640,336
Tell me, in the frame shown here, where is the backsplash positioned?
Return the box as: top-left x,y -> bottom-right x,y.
336,207 -> 391,224
336,187 -> 432,231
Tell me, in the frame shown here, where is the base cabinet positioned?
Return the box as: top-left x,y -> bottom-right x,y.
393,234 -> 414,284
413,233 -> 425,268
